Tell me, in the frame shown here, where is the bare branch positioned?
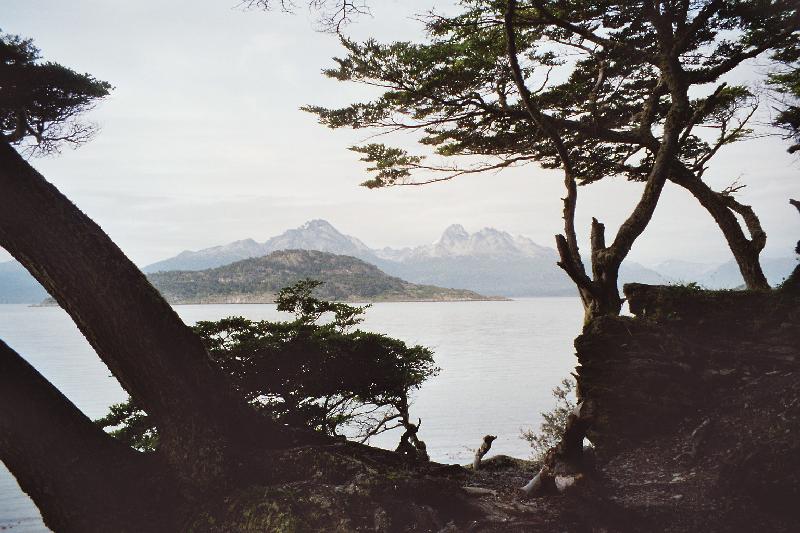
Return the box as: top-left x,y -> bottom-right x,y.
505,0 -> 585,277
242,0 -> 370,32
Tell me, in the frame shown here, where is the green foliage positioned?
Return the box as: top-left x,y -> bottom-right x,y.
274,279 -> 369,328
94,400 -> 157,453
305,1 -> 799,187
0,31 -> 112,155
768,66 -> 800,153
521,378 -> 576,462
668,281 -> 704,291
349,144 -> 424,189
97,279 -> 439,451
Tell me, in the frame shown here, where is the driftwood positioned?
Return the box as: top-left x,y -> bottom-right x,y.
462,486 -> 498,497
473,435 -> 497,470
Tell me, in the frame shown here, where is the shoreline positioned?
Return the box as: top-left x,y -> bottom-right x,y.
166,297 -> 512,305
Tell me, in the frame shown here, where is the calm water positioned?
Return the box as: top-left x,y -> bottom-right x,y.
0,298 -> 582,530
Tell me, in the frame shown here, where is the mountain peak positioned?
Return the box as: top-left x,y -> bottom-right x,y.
300,219 -> 337,232
475,228 -> 513,239
440,224 -> 469,241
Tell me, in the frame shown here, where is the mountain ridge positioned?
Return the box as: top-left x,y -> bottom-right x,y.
3,220 -> 795,303
142,219 -> 667,296
144,219 -> 379,273
148,249 -> 501,304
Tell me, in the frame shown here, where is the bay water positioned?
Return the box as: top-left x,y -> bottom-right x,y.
0,298 -> 582,530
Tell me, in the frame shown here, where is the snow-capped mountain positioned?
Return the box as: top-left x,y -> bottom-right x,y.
374,224 -> 555,262
142,219 -> 668,297
143,220 -> 376,273
12,219 -> 787,303
262,219 -> 374,260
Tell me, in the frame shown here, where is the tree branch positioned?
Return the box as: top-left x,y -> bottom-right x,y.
0,339 -> 175,531
717,190 -> 767,252
525,0 -> 651,62
505,0 -> 586,280
674,0 -> 724,53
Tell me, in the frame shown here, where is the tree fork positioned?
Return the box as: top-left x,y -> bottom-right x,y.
0,340 -> 179,532
506,0 -> 675,322
0,139 -> 276,491
670,164 -> 769,289
506,0 -> 615,321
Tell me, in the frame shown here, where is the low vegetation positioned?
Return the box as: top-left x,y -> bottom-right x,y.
521,378 -> 577,462
97,280 -> 439,451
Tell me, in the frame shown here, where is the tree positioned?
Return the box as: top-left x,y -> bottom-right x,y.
306,0 -> 800,320
521,377 -> 577,461
769,64 -> 800,154
0,32 -> 111,155
98,279 -> 439,451
0,24 -> 465,533
0,31 -> 298,530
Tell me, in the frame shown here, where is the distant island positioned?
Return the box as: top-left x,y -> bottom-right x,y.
146,249 -> 504,304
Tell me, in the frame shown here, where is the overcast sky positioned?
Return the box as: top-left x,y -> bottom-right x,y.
3,0 -> 798,268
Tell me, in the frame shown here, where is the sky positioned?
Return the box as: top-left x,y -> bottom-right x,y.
2,0 -> 798,268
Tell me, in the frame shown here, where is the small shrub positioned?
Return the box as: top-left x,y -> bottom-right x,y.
97,279 -> 438,451
521,378 -> 576,462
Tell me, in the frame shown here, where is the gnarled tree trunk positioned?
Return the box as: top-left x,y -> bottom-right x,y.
0,340 -> 178,532
504,0 -> 688,324
0,139 -> 277,495
670,165 -> 769,289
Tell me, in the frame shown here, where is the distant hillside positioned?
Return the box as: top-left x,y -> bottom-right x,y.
7,220 -> 794,303
143,220 -> 667,296
147,249 -> 500,304
0,261 -> 48,304
143,220 -> 377,273
698,256 -> 798,289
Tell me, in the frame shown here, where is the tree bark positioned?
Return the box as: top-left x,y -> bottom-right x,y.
670,165 -> 769,289
0,139 -> 271,492
504,0 -> 687,323
0,340 -> 178,532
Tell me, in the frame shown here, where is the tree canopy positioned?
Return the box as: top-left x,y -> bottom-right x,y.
0,31 -> 112,156
308,0 -> 796,188
97,280 -> 439,451
769,67 -> 800,154
306,0 -> 800,317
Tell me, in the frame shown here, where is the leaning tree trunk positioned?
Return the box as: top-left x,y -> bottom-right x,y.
670,164 -> 769,290
0,139 -> 273,493
0,340 -> 178,532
